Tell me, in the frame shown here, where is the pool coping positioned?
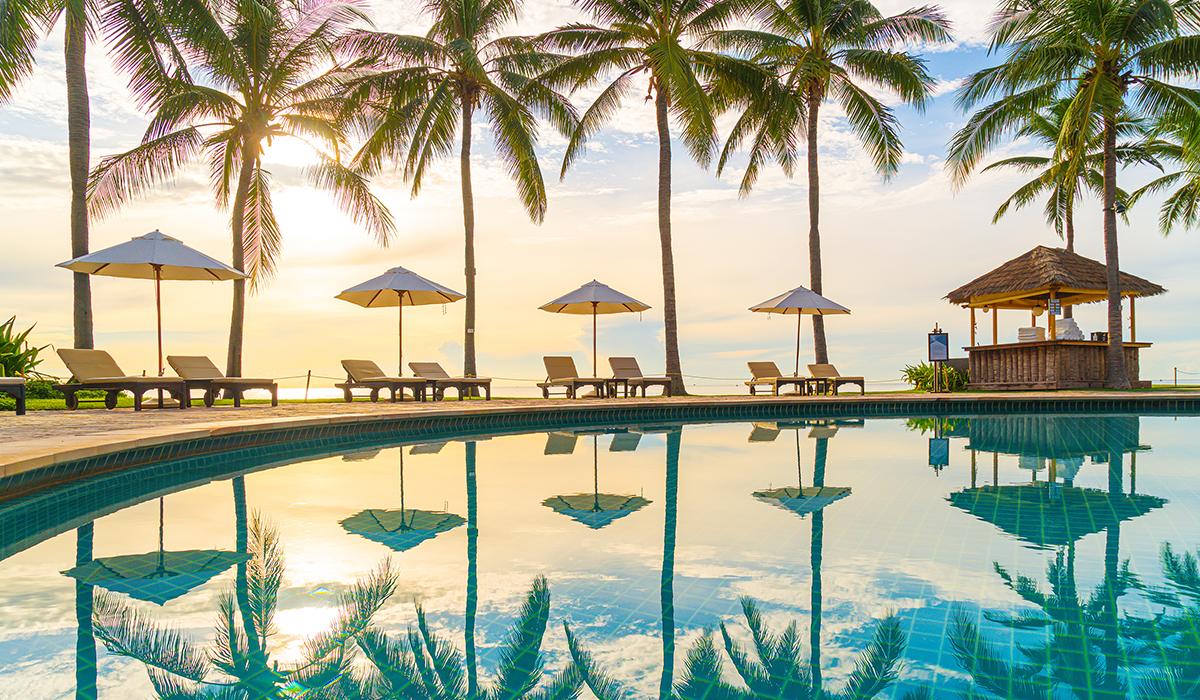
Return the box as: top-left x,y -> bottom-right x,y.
3,391 -> 1199,496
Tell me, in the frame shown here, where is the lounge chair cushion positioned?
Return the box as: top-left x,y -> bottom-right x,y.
57,348 -> 132,381
343,359 -> 407,382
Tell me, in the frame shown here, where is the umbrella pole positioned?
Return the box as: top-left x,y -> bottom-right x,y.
795,313 -> 802,377
399,449 -> 406,522
155,266 -> 164,376
398,291 -> 404,376
594,435 -> 600,510
593,302 -> 598,378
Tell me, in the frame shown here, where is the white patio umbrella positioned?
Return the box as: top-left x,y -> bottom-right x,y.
56,230 -> 246,376
335,267 -> 465,375
750,286 -> 850,376
539,280 -> 650,376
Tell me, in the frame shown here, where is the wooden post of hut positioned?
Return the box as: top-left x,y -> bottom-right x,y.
944,246 -> 1162,390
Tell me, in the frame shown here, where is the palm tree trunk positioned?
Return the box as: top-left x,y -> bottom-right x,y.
75,523 -> 96,700
807,86 -> 828,365
1101,113 -> 1129,389
66,5 -> 92,350
1064,205 -> 1074,319
465,441 -> 479,700
655,86 -> 686,396
225,146 -> 256,379
462,103 -> 478,381
810,437 -> 827,691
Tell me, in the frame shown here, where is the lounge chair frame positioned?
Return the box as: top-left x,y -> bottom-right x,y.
606,357 -> 672,397
56,349 -> 189,410
746,362 -> 809,396
807,364 -> 865,395
0,377 -> 26,415
336,359 -> 429,402
167,355 -> 278,407
408,362 -> 491,400
538,356 -> 606,398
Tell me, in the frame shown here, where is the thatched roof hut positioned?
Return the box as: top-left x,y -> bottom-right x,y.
946,246 -> 1165,309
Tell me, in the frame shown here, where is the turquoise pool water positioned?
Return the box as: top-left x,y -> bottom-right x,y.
0,414 -> 1197,699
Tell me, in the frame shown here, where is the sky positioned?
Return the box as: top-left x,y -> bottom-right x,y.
2,0 -> 1198,391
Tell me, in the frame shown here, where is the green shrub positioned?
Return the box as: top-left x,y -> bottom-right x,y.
902,362 -> 968,392
1,316 -> 50,378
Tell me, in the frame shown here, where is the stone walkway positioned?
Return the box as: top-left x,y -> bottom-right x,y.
2,390 -> 1195,480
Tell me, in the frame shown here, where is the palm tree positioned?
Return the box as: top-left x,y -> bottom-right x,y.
946,0 -> 1200,389
339,0 -> 574,381
714,0 -> 950,364
1,0 -> 99,349
537,0 -> 765,396
92,512 -> 400,699
1129,116 -> 1200,236
982,101 -> 1156,319
87,0 -> 394,378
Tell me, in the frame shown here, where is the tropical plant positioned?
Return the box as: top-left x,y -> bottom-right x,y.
901,362 -> 967,392
675,596 -> 914,699
536,0 -> 766,396
947,0 -> 1200,389
1122,542 -> 1200,698
338,0 -> 574,381
87,0 -> 394,378
92,512 -> 400,698
354,575 -> 601,699
0,315 -> 49,378
714,0 -> 951,365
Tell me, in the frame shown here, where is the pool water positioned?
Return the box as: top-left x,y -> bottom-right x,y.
1,414 -> 1197,699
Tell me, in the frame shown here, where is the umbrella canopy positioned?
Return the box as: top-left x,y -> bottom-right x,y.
946,483 -> 1166,549
540,280 -> 650,377
542,493 -> 652,529
750,286 -> 850,376
63,550 -> 250,605
336,267 -> 464,376
57,230 -> 246,375
754,486 -> 852,518
542,434 -> 652,529
339,509 -> 466,552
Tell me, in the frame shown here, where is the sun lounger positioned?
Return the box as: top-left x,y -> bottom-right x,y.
0,377 -> 26,415
56,349 -> 189,410
167,355 -> 278,407
537,356 -> 607,398
408,361 -> 491,401
607,357 -> 672,397
807,364 -> 865,395
746,361 -> 809,396
336,359 -> 429,402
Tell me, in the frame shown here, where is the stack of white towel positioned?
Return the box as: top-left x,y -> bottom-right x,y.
1055,317 -> 1085,340
1017,326 -> 1046,342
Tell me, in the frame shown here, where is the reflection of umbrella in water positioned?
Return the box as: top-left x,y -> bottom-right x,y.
542,435 -> 651,529
947,483 -> 1166,549
751,421 -> 853,519
340,448 -> 465,552
62,498 -> 249,605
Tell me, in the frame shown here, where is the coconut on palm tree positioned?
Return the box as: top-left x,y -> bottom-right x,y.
713,0 -> 951,365
537,0 -> 766,396
87,0 -> 394,378
339,0 -> 575,381
947,0 -> 1200,389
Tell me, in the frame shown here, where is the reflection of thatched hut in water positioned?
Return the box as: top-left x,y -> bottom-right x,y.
964,415 -> 1146,460
945,246 -> 1164,389
947,484 -> 1165,549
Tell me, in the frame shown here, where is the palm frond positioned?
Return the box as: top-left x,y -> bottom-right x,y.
564,621 -> 623,700
305,154 -> 396,245
92,590 -> 210,682
489,574 -> 551,698
838,614 -> 906,699
87,127 -> 206,220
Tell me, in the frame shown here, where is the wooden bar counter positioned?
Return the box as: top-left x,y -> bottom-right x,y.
966,340 -> 1151,390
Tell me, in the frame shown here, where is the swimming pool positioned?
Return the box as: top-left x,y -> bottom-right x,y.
1,412 -> 1197,699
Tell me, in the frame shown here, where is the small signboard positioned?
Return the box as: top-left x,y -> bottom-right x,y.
928,438 -> 950,467
928,332 -> 949,362
1049,298 -> 1061,316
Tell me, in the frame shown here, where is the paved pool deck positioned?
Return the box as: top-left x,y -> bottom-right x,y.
2,390 -> 1198,485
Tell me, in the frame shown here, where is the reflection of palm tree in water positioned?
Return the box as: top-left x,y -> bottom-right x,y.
675,431 -> 910,699
76,523 -> 96,700
948,446 -> 1154,699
